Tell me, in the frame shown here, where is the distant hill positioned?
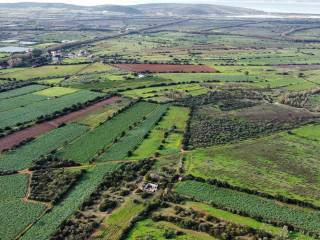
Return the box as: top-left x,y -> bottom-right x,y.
0,2 -> 263,16
133,3 -> 264,16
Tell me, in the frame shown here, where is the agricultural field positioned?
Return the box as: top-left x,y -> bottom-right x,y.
185,124 -> 320,206
0,123 -> 88,171
128,106 -> 189,160
0,174 -> 46,240
2,3 -> 320,240
175,180 -> 320,235
58,101 -> 160,163
0,87 -> 103,130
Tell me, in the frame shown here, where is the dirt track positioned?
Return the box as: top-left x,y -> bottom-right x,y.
0,96 -> 119,152
114,64 -> 216,73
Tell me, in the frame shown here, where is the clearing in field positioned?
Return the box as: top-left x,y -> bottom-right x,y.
113,64 -> 216,73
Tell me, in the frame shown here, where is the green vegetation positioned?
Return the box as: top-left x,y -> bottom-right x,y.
0,174 -> 46,240
21,163 -> 120,240
0,200 -> 46,240
0,85 -> 48,100
34,87 -> 79,97
0,124 -> 88,171
129,106 -> 189,159
93,198 -> 145,240
0,90 -> 103,129
184,201 -> 312,239
98,104 -> 169,161
127,219 -> 216,240
0,174 -> 28,200
77,98 -> 132,128
175,180 -> 320,235
185,124 -> 320,206
0,93 -> 46,112
59,102 -> 159,163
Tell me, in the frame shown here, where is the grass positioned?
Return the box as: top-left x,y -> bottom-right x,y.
34,87 -> 78,97
128,106 -> 189,160
185,124 -> 320,207
59,102 -> 159,163
0,123 -> 88,171
127,219 -> 216,240
93,197 -> 145,240
175,180 -> 320,235
184,201 -> 313,239
21,163 -> 120,240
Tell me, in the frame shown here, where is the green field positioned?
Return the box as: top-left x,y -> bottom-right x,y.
0,64 -> 89,80
0,124 -> 88,171
175,180 -> 320,235
59,102 -> 159,163
93,197 -> 145,240
0,90 -> 102,129
35,87 -> 79,97
0,174 -> 46,240
0,93 -> 46,112
77,98 -> 132,128
184,201 -> 312,239
98,104 -> 169,161
0,85 -> 48,100
128,106 -> 189,159
185,124 -> 320,206
127,219 -> 216,240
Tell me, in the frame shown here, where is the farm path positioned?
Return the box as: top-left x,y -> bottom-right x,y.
0,96 -> 119,152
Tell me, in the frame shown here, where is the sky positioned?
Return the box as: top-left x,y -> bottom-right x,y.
0,0 -> 319,14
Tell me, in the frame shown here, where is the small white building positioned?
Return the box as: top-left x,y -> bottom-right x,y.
143,183 -> 158,193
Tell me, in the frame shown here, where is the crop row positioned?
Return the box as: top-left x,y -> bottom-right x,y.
21,163 -> 120,240
175,180 -> 320,235
0,123 -> 88,171
59,101 -> 159,163
0,90 -> 103,129
98,104 -> 169,161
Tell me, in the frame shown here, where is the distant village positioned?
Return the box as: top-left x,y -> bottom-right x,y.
50,49 -> 90,63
